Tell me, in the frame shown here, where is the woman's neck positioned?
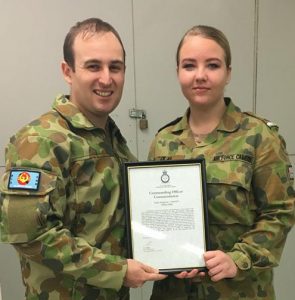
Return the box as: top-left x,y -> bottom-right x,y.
189,100 -> 226,135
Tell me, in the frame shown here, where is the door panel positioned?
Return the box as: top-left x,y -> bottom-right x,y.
0,0 -> 138,166
133,0 -> 256,160
256,0 -> 295,155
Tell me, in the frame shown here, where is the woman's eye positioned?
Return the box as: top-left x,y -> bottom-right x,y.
182,63 -> 195,70
207,63 -> 220,70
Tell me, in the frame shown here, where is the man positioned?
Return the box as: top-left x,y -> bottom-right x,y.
0,18 -> 165,299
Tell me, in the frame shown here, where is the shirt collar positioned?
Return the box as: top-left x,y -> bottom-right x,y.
171,97 -> 241,134
217,97 -> 242,133
52,94 -> 95,129
52,94 -> 126,142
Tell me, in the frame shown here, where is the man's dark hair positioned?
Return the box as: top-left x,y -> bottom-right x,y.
63,18 -> 126,71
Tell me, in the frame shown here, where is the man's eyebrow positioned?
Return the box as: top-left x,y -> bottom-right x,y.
84,59 -> 124,65
110,59 -> 125,65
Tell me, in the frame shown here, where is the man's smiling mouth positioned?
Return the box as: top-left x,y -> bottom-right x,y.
94,90 -> 113,97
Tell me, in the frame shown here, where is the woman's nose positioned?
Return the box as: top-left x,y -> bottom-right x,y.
195,67 -> 207,82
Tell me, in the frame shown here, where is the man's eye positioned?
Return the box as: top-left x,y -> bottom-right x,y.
87,65 -> 100,71
110,65 -> 123,72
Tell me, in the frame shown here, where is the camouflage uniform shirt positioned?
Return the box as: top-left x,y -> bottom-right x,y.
0,95 -> 136,300
148,98 -> 295,300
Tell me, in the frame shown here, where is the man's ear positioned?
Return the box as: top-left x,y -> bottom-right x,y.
61,61 -> 72,84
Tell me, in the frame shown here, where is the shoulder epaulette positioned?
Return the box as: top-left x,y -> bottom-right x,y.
158,116 -> 182,133
244,111 -> 279,130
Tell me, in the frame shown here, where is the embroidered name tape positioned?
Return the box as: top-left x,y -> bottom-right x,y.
8,170 -> 41,191
213,154 -> 253,164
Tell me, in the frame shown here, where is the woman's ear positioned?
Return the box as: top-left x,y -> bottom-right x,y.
226,66 -> 232,84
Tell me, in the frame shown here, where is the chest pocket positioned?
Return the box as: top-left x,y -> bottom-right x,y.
70,156 -> 122,243
206,159 -> 256,225
0,169 -> 57,243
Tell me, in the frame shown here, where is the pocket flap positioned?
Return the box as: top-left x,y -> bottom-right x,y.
207,160 -> 253,191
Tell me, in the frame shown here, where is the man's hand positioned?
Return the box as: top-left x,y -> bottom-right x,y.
204,250 -> 238,282
123,259 -> 167,288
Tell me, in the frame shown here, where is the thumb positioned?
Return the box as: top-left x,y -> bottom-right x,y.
141,263 -> 159,274
204,250 -> 218,260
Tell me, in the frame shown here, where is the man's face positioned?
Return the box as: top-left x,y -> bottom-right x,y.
62,31 -> 125,128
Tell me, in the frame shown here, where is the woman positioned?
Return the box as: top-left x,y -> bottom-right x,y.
148,25 -> 294,299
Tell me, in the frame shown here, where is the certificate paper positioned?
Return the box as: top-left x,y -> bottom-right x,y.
123,159 -> 209,274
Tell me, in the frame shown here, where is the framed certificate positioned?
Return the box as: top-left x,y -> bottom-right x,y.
123,159 -> 210,274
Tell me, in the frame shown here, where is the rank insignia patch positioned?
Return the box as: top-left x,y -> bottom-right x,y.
288,165 -> 294,181
8,170 -> 41,191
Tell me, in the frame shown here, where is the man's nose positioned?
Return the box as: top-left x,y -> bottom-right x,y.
98,68 -> 112,86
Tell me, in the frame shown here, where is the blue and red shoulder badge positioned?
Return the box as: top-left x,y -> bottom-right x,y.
8,170 -> 41,191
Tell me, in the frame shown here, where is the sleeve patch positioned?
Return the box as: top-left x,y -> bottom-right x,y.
8,170 -> 41,191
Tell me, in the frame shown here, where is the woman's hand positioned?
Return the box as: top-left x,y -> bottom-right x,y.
174,268 -> 206,279
204,250 -> 238,282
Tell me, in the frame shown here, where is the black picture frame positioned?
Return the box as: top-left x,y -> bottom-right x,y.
123,159 -> 210,274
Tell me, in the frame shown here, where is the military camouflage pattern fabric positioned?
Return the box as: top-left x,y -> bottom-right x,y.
0,94 -> 136,300
148,98 -> 295,300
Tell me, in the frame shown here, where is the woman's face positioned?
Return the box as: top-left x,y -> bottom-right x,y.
177,35 -> 231,109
